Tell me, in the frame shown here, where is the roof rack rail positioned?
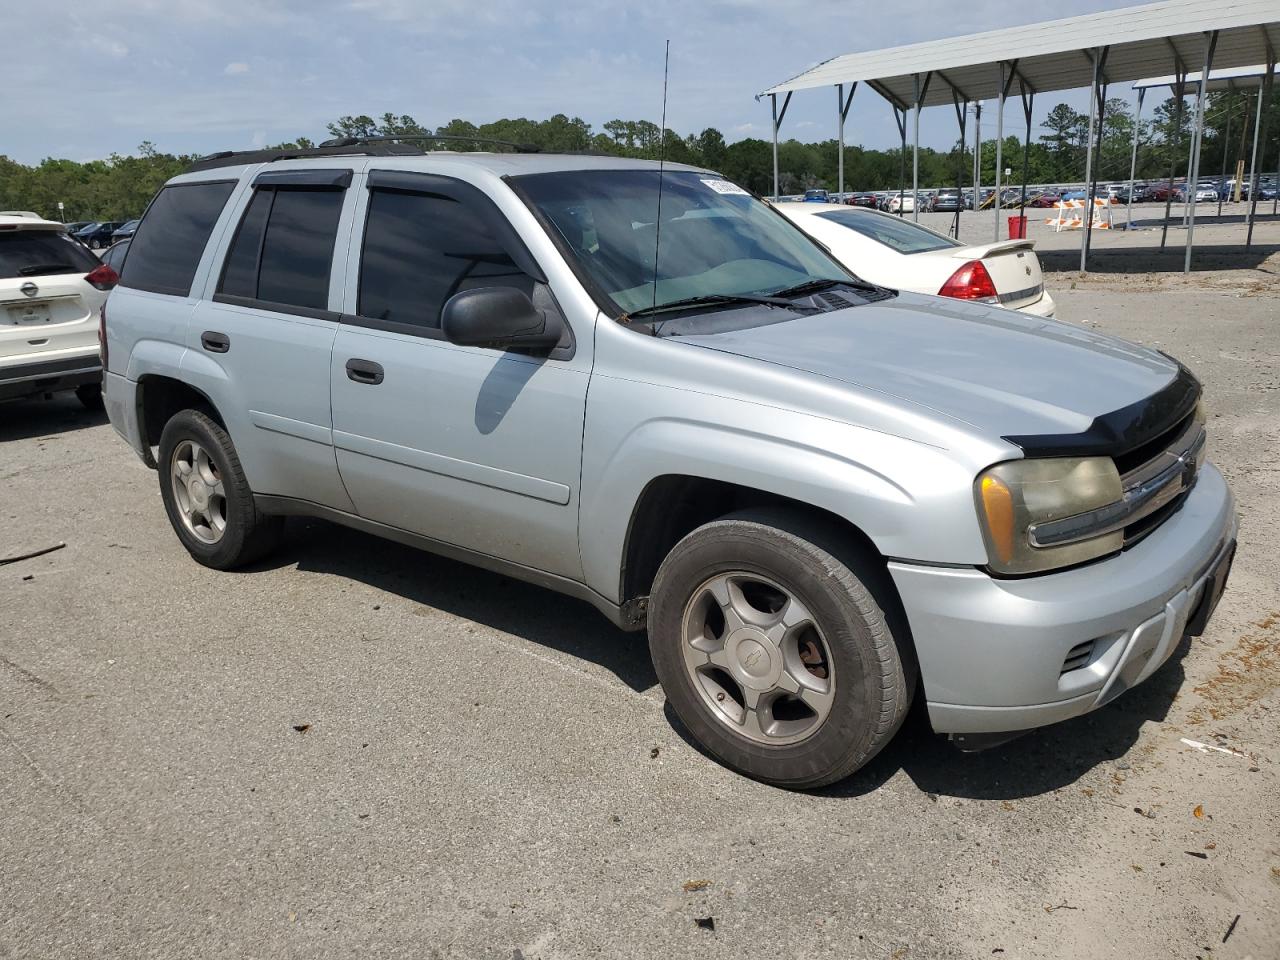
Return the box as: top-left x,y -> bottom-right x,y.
184,141 -> 425,174
319,135 -> 541,154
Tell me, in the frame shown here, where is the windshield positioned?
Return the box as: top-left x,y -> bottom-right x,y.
512,169 -> 851,315
814,208 -> 962,255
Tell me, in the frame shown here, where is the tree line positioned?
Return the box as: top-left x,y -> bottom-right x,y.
2,90 -> 1275,223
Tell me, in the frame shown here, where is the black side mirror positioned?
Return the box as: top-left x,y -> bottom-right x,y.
441,287 -> 561,352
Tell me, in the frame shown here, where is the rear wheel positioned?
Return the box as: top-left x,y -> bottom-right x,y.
157,409 -> 283,569
648,508 -> 914,789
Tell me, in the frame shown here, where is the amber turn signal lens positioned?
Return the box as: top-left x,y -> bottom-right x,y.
980,474 -> 1016,564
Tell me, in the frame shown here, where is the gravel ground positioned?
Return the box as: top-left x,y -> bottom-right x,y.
1,227 -> 1278,960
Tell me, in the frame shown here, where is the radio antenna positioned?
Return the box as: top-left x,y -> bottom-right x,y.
651,39 -> 670,310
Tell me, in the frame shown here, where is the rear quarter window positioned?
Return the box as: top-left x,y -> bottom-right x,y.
119,180 -> 236,296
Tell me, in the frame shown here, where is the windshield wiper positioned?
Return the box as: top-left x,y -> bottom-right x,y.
771,276 -> 880,297
17,263 -> 76,276
624,292 -> 813,322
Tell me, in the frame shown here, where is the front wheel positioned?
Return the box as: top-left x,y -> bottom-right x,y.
157,409 -> 283,570
648,508 -> 915,789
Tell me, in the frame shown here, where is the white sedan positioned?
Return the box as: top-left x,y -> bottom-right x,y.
777,202 -> 1056,317
885,193 -> 916,213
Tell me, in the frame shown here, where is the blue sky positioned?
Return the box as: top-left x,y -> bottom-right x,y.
5,0 -> 1148,164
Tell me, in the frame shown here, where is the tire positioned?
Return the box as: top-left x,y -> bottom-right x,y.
157,409 -> 283,570
648,507 -> 915,789
75,382 -> 104,411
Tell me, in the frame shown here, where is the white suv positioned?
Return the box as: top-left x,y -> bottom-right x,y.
0,211 -> 117,408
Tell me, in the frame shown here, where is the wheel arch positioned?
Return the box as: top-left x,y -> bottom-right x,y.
136,373 -> 226,466
620,474 -> 888,608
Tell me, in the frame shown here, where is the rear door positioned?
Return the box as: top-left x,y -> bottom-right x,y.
329,169 -> 589,577
184,167 -> 358,511
0,227 -> 102,366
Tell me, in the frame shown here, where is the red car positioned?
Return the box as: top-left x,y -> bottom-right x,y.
1142,184 -> 1178,202
845,193 -> 878,208
1026,193 -> 1061,208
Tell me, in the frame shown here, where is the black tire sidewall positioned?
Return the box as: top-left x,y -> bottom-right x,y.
649,519 -> 904,788
157,410 -> 261,570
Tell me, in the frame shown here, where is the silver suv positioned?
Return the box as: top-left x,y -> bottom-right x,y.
104,143 -> 1237,788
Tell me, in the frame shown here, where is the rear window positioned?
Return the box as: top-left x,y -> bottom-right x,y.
120,180 -> 236,296
0,230 -> 99,280
815,209 -> 962,254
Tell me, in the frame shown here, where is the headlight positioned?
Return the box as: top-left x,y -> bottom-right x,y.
976,457 -> 1123,575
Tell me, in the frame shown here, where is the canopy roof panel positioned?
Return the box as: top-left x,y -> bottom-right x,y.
1133,62 -> 1277,90
761,0 -> 1280,108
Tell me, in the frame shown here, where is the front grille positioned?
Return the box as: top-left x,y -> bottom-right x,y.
1114,409 -> 1195,475
1119,413 -> 1205,547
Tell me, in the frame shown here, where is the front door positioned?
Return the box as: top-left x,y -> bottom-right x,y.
329,171 -> 589,578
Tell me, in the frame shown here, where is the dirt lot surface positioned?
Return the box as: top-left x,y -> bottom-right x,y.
2,222 -> 1278,959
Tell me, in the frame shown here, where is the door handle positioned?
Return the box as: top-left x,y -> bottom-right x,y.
201,331 -> 230,353
345,358 -> 384,385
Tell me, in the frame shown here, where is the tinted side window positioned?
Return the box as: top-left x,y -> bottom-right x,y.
119,181 -> 235,296
358,189 -> 532,328
217,187 -> 344,311
218,189 -> 272,299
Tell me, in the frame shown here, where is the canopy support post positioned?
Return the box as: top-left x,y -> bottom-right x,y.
1246,54 -> 1275,247
893,105 -> 907,216
1160,70 -> 1187,249
1019,81 -> 1035,212
1127,87 -> 1146,230
1217,82 -> 1234,218
952,89 -> 969,239
1185,30 -> 1219,274
973,101 -> 982,218
911,73 -> 931,222
770,91 -> 791,201
994,61 -> 1015,240
1080,46 -> 1109,273
837,82 -> 856,201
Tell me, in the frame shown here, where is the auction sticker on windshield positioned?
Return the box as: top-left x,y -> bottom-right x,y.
700,178 -> 749,195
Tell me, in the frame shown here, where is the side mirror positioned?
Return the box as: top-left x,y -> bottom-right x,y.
441,287 -> 561,352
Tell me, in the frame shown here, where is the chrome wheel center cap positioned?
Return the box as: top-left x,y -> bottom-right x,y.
727,627 -> 781,690
189,478 -> 209,509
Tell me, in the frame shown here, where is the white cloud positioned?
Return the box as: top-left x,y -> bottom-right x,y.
224,61 -> 250,75
89,36 -> 129,58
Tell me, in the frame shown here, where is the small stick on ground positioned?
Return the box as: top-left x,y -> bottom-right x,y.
0,542 -> 66,566
1222,914 -> 1240,944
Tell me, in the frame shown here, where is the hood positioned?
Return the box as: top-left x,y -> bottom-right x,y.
675,292 -> 1181,444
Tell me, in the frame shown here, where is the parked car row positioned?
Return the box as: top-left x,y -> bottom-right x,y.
55,218 -> 141,249
802,177 -> 1280,211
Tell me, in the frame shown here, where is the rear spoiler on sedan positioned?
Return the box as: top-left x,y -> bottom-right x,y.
953,238 -> 1036,258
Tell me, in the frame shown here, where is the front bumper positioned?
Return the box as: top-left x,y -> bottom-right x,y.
0,353 -> 101,402
889,462 -> 1236,735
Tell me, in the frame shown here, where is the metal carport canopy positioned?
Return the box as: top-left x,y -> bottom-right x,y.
760,0 -> 1280,107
